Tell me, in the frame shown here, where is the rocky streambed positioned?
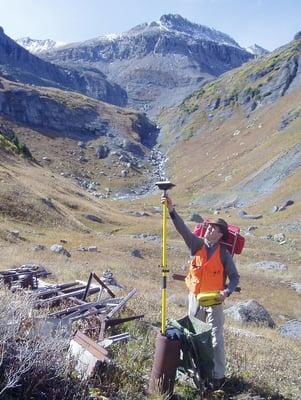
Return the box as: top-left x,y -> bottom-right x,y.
111,146 -> 168,200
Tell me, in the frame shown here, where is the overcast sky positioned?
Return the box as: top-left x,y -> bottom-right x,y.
1,0 -> 300,51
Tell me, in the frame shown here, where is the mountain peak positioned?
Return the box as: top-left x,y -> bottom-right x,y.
157,13 -> 241,48
246,43 -> 269,57
126,14 -> 241,48
159,13 -> 188,27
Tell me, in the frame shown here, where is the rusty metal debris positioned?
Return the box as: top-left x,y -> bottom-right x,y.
0,264 -> 51,289
1,267 -> 143,376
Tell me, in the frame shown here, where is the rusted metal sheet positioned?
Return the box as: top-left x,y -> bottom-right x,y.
69,330 -> 109,378
73,331 -> 109,361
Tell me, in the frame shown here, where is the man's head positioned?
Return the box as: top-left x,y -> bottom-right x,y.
204,218 -> 228,244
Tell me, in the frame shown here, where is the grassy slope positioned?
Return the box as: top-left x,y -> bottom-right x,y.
157,40 -> 301,257
0,150 -> 300,398
154,40 -> 301,397
157,39 -> 301,205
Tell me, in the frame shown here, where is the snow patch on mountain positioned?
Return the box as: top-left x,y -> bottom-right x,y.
16,37 -> 66,54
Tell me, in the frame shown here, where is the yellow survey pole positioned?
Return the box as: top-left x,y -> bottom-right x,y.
156,181 -> 175,335
161,197 -> 167,334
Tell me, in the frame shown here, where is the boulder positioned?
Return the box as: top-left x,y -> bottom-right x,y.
131,249 -> 143,258
121,139 -> 144,157
78,245 -> 88,252
9,230 -> 20,238
102,270 -> 120,286
225,299 -> 275,327
189,213 -> 204,223
84,214 -> 102,223
279,320 -> 301,338
290,283 -> 301,294
50,244 -> 71,257
238,210 -> 263,219
278,199 -> 294,211
79,156 -> 88,163
88,246 -> 98,252
251,260 -> 287,271
272,233 -> 286,242
95,144 -> 110,159
31,244 -> 45,252
41,197 -> 55,209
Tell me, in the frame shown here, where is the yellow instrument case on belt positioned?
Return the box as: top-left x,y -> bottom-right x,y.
197,291 -> 222,307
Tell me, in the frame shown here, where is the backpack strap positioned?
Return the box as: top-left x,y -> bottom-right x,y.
220,244 -> 228,267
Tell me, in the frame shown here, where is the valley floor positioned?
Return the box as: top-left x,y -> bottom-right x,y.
0,209 -> 300,399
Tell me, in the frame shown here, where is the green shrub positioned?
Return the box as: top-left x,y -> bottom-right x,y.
244,87 -> 261,98
0,132 -> 33,159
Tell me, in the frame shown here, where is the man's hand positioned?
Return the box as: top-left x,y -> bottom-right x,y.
161,193 -> 174,213
219,290 -> 229,302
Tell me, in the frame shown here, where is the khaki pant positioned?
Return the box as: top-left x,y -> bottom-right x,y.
188,292 -> 225,379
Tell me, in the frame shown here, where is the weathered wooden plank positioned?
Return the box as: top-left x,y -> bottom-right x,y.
36,287 -> 100,306
93,272 -> 116,298
107,288 -> 136,319
68,307 -> 108,322
172,273 -> 186,281
82,272 -> 93,301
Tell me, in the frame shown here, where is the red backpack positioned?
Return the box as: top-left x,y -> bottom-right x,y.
193,220 -> 245,256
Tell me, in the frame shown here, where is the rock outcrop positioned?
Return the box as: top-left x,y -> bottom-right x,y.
0,77 -> 158,147
225,300 -> 275,327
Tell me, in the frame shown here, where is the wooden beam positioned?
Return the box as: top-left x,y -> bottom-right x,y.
36,287 -> 100,306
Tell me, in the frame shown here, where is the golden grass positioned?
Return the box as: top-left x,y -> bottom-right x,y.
1,204 -> 300,397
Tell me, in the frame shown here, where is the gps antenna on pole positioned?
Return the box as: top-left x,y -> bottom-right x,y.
155,180 -> 175,334
148,181 -> 180,398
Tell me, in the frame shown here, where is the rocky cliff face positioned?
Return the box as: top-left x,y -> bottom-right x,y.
0,27 -> 127,106
0,77 -> 157,149
0,75 -> 161,199
39,14 -> 253,116
164,37 -> 301,125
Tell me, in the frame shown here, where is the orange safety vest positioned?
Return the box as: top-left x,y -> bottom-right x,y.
185,244 -> 225,295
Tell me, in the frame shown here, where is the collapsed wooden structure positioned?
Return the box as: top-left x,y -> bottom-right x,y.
0,264 -> 50,289
1,266 -> 143,375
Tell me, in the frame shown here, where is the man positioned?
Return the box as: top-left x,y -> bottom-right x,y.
162,194 -> 239,390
